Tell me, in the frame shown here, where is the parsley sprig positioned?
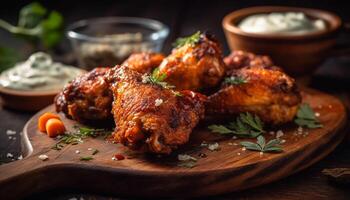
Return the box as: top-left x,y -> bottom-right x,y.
173,31 -> 201,48
142,68 -> 182,96
52,127 -> 112,150
143,68 -> 175,89
294,104 -> 323,128
240,135 -> 282,153
224,76 -> 248,85
208,112 -> 264,138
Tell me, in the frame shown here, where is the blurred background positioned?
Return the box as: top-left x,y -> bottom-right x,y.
1,0 -> 350,86
1,0 -> 350,54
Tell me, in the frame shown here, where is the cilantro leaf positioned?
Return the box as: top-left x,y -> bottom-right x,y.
208,125 -> 234,134
173,31 -> 201,48
143,68 -> 182,97
241,135 -> 283,153
294,104 -> 323,128
208,112 -> 264,138
240,141 -> 261,151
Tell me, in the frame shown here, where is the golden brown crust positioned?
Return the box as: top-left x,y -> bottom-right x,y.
55,68 -> 113,124
158,33 -> 226,91
122,52 -> 165,74
207,66 -> 301,124
106,66 -> 206,154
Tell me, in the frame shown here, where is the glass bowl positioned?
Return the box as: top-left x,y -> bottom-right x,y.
67,17 -> 169,70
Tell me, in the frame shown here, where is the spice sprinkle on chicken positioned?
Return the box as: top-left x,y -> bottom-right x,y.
105,65 -> 206,154
158,31 -> 226,92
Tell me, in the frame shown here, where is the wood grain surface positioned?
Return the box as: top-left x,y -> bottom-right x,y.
0,88 -> 347,199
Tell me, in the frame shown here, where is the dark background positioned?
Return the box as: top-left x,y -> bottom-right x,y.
0,1 -> 350,200
1,0 -> 350,54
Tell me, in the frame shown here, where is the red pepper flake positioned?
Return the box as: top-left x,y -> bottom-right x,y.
112,154 -> 125,161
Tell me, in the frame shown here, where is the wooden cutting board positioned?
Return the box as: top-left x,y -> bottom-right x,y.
0,88 -> 347,199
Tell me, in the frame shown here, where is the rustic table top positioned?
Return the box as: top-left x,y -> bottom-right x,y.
0,0 -> 349,199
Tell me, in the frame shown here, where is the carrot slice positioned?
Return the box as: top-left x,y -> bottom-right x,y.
45,118 -> 66,138
38,113 -> 60,132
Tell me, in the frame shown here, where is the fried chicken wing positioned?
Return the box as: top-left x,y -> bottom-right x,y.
207,66 -> 301,124
122,52 -> 165,74
158,32 -> 226,91
105,66 -> 206,154
55,68 -> 113,124
224,50 -> 274,72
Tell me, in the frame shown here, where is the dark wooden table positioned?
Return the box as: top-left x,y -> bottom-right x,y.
1,1 -> 349,199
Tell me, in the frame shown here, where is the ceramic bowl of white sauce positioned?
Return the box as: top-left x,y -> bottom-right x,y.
222,6 -> 342,76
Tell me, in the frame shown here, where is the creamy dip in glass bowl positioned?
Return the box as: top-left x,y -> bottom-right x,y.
66,17 -> 169,70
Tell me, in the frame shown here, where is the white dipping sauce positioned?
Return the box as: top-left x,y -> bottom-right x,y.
238,12 -> 326,34
0,52 -> 83,91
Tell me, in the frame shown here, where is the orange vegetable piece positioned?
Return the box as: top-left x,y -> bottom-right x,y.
45,118 -> 66,138
38,113 -> 60,132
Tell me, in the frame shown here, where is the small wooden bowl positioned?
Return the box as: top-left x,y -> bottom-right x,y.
0,86 -> 60,111
222,6 -> 342,76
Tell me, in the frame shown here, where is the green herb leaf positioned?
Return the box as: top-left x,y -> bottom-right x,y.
224,76 -> 248,85
52,127 -> 112,150
173,31 -> 201,48
0,2 -> 63,49
80,156 -> 93,161
294,104 -> 322,128
19,2 -> 47,28
41,11 -> 63,48
209,112 -> 264,138
208,125 -> 234,134
264,146 -> 283,152
143,68 -> 175,89
143,68 -> 182,97
240,135 -> 283,153
265,138 -> 281,149
257,135 -> 266,149
92,149 -> 99,155
240,141 -> 261,151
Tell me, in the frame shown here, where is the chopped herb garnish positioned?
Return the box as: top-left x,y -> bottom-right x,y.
172,90 -> 183,97
208,112 -> 264,138
173,31 -> 201,48
142,68 -> 182,97
240,135 -> 283,153
142,68 -> 175,89
52,127 -> 112,150
224,76 -> 248,85
92,149 -> 99,155
294,104 -> 323,128
80,156 -> 93,161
